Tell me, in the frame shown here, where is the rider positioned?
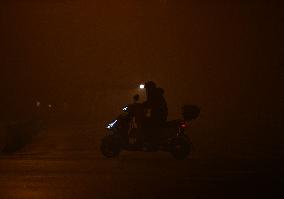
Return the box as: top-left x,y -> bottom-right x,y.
128,94 -> 144,129
144,81 -> 168,125
142,81 -> 168,143
154,87 -> 168,125
126,94 -> 145,145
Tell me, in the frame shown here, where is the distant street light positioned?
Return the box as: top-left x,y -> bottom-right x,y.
36,101 -> 41,107
139,84 -> 145,89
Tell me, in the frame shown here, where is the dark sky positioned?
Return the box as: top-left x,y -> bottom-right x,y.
0,0 -> 283,157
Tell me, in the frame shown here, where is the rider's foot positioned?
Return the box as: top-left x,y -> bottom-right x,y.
142,143 -> 158,152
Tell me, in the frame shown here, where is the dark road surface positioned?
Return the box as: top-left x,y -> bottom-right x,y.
0,124 -> 282,199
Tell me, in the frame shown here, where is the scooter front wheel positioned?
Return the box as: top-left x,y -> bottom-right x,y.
100,135 -> 121,158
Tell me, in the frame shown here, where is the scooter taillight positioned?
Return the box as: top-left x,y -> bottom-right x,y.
179,121 -> 188,128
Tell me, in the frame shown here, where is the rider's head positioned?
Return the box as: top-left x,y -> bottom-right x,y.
145,81 -> 157,99
156,87 -> 164,95
145,81 -> 156,89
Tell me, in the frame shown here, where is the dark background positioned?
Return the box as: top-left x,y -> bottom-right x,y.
0,0 -> 283,158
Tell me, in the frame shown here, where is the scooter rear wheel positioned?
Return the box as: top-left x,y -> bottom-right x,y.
0,126 -> 8,152
170,137 -> 191,160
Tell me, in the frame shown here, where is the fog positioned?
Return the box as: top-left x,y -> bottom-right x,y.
0,0 -> 283,158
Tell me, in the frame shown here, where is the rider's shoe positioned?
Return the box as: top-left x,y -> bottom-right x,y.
142,143 -> 158,152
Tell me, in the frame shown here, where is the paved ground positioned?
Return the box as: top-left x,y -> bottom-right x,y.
0,124 -> 283,199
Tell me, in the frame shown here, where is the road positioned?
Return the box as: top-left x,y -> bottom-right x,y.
0,123 -> 282,199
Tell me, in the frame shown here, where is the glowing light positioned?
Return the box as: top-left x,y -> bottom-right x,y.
122,106 -> 128,111
180,122 -> 188,128
48,104 -> 52,108
139,84 -> 145,89
36,101 -> 41,107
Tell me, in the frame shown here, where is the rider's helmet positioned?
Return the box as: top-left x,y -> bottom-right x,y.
144,81 -> 157,99
156,87 -> 164,95
145,81 -> 157,100
144,81 -> 157,90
